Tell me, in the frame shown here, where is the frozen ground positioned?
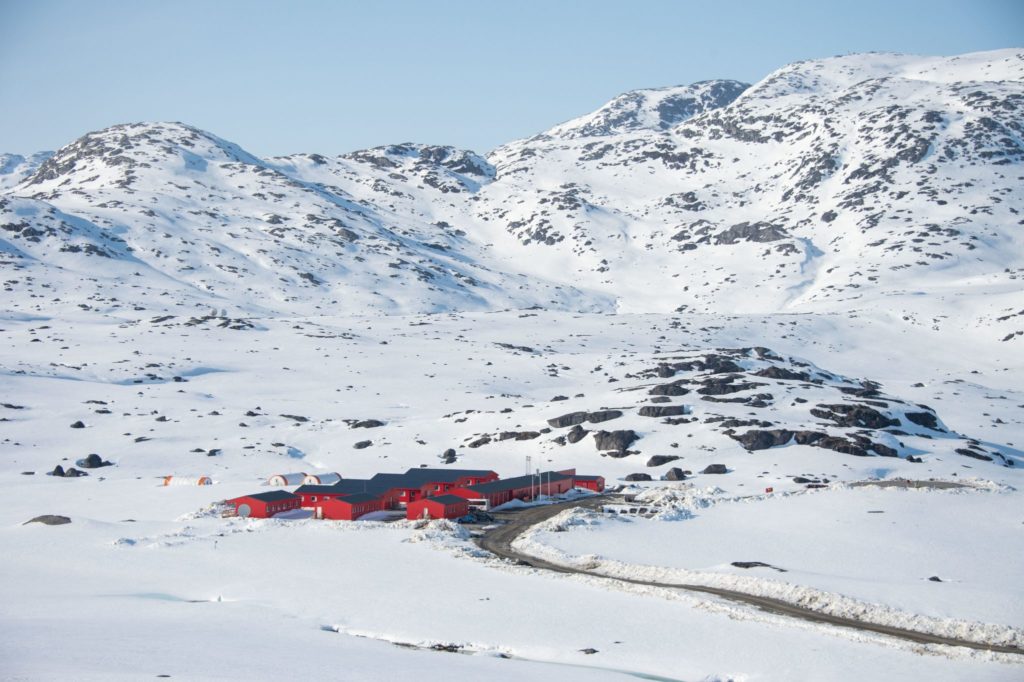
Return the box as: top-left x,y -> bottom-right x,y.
519,485 -> 1024,633
1,308 -> 1022,680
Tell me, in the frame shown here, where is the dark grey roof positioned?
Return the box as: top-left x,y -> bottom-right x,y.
422,494 -> 469,505
383,468 -> 497,486
467,471 -> 573,495
328,493 -> 380,504
238,491 -> 298,503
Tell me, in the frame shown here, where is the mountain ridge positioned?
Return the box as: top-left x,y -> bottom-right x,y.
1,49 -> 1021,332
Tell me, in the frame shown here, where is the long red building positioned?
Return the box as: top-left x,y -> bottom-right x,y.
225,467 -> 602,520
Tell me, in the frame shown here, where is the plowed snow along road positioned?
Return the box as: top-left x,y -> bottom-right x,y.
476,496 -> 1024,656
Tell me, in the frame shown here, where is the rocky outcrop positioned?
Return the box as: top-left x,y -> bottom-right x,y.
638,405 -> 689,418
593,430 -> 639,452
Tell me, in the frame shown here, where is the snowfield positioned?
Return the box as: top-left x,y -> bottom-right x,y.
516,485 -> 1024,644
2,48 -> 1023,680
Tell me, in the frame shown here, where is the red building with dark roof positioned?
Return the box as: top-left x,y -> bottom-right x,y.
227,491 -> 301,518
406,495 -> 470,520
318,494 -> 384,521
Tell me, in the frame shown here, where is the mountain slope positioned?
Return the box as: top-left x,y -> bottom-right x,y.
1,49 -> 1021,325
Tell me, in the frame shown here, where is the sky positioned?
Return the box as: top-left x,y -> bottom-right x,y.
0,0 -> 1021,157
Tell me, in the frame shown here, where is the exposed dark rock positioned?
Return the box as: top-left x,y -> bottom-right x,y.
646,455 -> 681,467
499,431 -> 541,441
467,436 -> 492,448
352,419 -> 385,428
714,221 -> 788,245
793,477 -> 813,484
207,448 -> 222,457
730,429 -> 795,450
664,467 -> 687,481
624,473 -> 652,482
753,366 -> 811,382
24,515 -> 71,526
649,396 -> 672,404
48,465 -> 65,477
353,440 -> 372,449
566,425 -> 589,444
551,395 -> 569,402
731,561 -> 787,572
956,447 -> 993,461
929,576 -> 943,583
638,405 -> 689,418
593,430 -> 639,451
697,378 -> 766,396
281,414 -> 309,423
905,411 -> 941,430
76,453 -> 112,468
810,404 -> 899,429
441,448 -> 457,464
547,411 -> 588,428
69,420 -> 86,429
648,380 -> 690,396
701,464 -> 728,474
587,410 -> 623,424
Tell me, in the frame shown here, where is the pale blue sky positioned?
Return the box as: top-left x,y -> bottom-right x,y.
1,0 -> 1021,157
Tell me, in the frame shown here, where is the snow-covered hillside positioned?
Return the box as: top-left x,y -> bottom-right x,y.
2,49 -> 1022,326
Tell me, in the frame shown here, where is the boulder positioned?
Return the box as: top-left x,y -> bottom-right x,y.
352,419 -> 385,429
649,380 -> 690,397
586,410 -> 623,424
664,467 -> 687,481
593,430 -> 639,451
441,448 -> 457,464
547,411 -> 588,428
638,405 -> 689,418
467,436 -> 492,449
24,515 -> 71,526
624,473 -> 652,482
353,440 -> 372,449
649,396 -> 672,404
76,453 -> 112,468
566,425 -> 588,444
701,464 -> 728,474
69,420 -> 86,429
646,455 -> 680,467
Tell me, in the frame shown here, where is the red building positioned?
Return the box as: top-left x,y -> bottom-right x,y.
573,475 -> 605,492
448,471 -> 575,510
371,469 -> 498,508
227,491 -> 301,518
318,494 -> 384,521
406,495 -> 470,520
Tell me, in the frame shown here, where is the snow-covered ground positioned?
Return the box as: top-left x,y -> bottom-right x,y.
2,308 -> 1022,680
517,485 -> 1024,640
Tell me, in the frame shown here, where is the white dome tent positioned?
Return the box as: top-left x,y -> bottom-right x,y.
302,472 -> 341,485
267,472 -> 306,486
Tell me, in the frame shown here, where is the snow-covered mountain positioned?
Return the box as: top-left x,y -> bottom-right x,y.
2,49 -> 1021,326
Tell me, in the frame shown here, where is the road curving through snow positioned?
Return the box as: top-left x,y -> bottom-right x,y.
475,495 -> 1024,657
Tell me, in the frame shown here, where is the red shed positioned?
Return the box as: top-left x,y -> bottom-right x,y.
227,491 -> 301,518
573,475 -> 605,492
406,495 -> 469,520
318,493 -> 384,521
